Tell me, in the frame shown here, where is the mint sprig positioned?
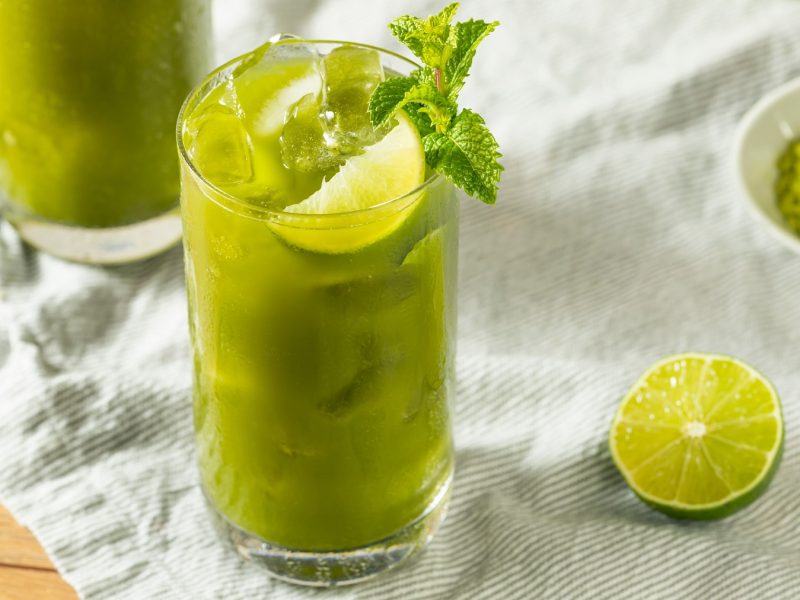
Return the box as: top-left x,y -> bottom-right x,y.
368,3 -> 502,204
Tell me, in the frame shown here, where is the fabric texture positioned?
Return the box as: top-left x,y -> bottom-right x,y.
4,0 -> 800,597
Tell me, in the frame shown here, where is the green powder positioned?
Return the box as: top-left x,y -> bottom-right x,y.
775,138 -> 800,233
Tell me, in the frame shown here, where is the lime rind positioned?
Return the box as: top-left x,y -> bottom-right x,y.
609,352 -> 784,520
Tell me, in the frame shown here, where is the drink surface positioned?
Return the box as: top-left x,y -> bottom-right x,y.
181,41 -> 457,550
0,0 -> 211,227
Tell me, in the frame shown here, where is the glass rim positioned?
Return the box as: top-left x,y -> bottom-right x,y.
176,38 -> 443,222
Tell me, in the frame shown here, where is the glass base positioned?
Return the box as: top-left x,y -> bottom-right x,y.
206,475 -> 452,587
7,208 -> 181,265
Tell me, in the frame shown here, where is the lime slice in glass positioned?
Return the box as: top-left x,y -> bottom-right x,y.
271,111 -> 425,254
609,353 -> 784,519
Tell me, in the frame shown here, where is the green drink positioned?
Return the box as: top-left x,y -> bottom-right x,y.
0,0 -> 211,263
179,39 -> 457,584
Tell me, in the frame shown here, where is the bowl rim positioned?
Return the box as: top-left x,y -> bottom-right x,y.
732,76 -> 800,254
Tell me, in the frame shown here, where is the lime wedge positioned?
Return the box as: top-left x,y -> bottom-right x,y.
609,353 -> 784,519
271,112 -> 425,254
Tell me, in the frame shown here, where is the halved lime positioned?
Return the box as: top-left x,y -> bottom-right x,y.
271,111 -> 425,254
609,353 -> 784,519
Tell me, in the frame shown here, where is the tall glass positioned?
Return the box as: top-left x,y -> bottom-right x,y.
0,0 -> 211,264
178,41 -> 458,586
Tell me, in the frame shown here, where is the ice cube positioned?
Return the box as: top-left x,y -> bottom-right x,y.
253,70 -> 322,137
320,46 -> 386,154
182,68 -> 256,186
280,93 -> 343,173
276,44 -> 391,175
318,270 -> 418,311
402,228 -> 445,266
233,35 -> 322,119
185,102 -> 254,185
218,74 -> 246,118
228,34 -> 327,152
235,33 -> 321,79
317,368 -> 374,418
226,181 -> 286,210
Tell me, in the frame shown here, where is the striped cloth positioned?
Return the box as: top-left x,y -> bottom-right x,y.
4,0 -> 800,597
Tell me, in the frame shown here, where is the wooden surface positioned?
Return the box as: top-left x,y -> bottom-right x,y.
0,505 -> 78,600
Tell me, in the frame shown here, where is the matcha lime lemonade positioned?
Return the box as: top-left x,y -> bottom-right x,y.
0,0 -> 211,264
178,4 -> 501,585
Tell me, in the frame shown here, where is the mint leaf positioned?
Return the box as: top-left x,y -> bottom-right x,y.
403,103 -> 436,138
375,4 -> 503,204
388,3 -> 459,69
399,83 -> 457,131
445,19 -> 498,100
423,109 -> 502,204
370,80 -> 456,131
369,76 -> 416,129
411,66 -> 437,87
388,16 -> 427,61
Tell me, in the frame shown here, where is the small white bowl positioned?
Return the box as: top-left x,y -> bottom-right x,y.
734,77 -> 800,254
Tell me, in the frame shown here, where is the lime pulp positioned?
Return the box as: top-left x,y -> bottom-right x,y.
609,353 -> 784,519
